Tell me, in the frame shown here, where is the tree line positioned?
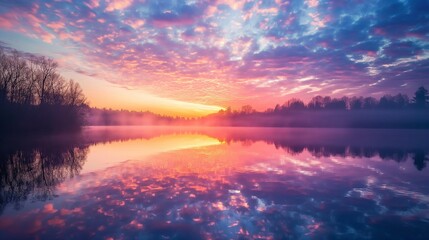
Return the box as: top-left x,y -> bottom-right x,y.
220,86 -> 429,115
0,48 -> 87,133
205,87 -> 429,128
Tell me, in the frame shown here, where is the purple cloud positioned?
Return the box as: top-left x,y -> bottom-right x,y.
0,0 -> 428,109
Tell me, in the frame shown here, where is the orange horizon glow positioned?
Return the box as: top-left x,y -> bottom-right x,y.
76,74 -> 225,117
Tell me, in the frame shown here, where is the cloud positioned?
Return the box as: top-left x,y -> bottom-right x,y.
145,1 -> 208,27
0,0 -> 427,108
105,0 -> 133,12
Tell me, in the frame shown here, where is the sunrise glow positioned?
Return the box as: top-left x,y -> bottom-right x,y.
1,0 -> 428,116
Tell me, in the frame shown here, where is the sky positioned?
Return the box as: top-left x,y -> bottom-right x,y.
0,0 -> 428,116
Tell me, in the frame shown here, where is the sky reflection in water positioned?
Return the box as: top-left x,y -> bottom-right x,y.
0,127 -> 428,239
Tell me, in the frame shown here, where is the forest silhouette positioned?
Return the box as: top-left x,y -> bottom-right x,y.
0,48 -> 87,133
200,86 -> 429,128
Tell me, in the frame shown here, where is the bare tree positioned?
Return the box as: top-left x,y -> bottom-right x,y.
65,79 -> 87,106
8,51 -> 28,103
0,48 -> 13,102
0,48 -> 88,132
308,96 -> 324,109
285,98 -> 306,110
34,56 -> 58,105
241,105 -> 255,114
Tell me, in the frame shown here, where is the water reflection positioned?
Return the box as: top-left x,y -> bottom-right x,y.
0,127 -> 428,239
0,140 -> 88,214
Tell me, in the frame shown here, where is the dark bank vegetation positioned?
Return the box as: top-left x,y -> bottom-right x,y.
202,86 -> 429,128
0,49 -> 87,133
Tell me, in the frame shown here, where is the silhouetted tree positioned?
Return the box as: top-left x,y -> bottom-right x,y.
0,48 -> 88,132
308,96 -> 324,109
323,96 -> 332,108
65,79 -> 87,106
34,56 -> 58,105
325,97 -> 347,110
378,94 -> 409,109
285,98 -> 306,110
241,105 -> 255,114
350,96 -> 364,110
265,107 -> 274,113
413,86 -> 428,108
379,95 -> 395,109
363,97 -> 378,109
393,93 -> 409,109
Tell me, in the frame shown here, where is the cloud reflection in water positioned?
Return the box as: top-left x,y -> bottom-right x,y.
0,127 -> 428,239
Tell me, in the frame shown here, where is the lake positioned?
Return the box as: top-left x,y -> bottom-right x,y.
0,126 -> 428,239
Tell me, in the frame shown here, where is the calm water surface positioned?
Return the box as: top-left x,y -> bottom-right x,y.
0,126 -> 428,239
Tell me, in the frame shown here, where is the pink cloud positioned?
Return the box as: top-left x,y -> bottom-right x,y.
309,13 -> 331,28
0,14 -> 15,28
60,207 -> 84,215
58,31 -> 85,42
86,0 -> 100,9
105,0 -> 133,12
0,0 -> 425,109
125,19 -> 145,29
39,31 -> 56,43
307,0 -> 319,8
42,203 -> 58,214
256,7 -> 279,15
284,14 -> 297,26
47,21 -> 65,31
0,5 -> 56,43
217,0 -> 246,10
47,217 -> 66,227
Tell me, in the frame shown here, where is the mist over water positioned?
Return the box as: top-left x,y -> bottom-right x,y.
0,126 -> 428,239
